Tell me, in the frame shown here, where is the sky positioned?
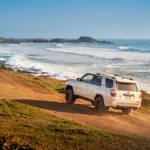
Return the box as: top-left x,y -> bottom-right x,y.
0,0 -> 150,39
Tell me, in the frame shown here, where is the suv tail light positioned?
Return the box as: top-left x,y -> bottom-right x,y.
110,90 -> 116,97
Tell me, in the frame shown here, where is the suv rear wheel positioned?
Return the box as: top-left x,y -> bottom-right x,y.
122,108 -> 132,114
65,89 -> 76,104
94,97 -> 106,114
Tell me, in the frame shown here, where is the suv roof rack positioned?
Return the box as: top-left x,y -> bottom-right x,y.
96,73 -> 115,79
114,74 -> 134,80
96,73 -> 100,75
96,73 -> 134,81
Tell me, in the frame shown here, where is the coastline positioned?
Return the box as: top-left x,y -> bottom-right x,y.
1,39 -> 150,93
0,60 -> 149,94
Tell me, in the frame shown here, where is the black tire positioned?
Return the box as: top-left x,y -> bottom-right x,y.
90,101 -> 94,105
122,108 -> 132,114
65,89 -> 76,104
94,96 -> 106,114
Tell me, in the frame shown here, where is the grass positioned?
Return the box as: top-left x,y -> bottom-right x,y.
0,99 -> 150,150
5,70 -> 65,93
137,90 -> 150,114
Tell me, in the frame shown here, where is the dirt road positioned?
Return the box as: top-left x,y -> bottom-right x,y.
0,71 -> 150,139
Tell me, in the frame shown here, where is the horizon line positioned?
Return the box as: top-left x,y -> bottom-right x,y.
1,36 -> 150,40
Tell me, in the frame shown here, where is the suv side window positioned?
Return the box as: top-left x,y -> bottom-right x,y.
92,76 -> 102,86
81,74 -> 94,84
105,78 -> 113,88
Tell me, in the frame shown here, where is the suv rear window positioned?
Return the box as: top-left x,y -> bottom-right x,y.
116,82 -> 138,91
105,78 -> 113,88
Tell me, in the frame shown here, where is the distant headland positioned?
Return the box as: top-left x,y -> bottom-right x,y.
0,36 -> 113,44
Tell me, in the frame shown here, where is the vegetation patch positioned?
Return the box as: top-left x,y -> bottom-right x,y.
137,90 -> 150,114
0,133 -> 34,150
5,70 -> 65,93
0,99 -> 150,150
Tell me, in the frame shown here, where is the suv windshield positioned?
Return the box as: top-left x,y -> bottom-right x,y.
116,82 -> 138,92
81,74 -> 94,83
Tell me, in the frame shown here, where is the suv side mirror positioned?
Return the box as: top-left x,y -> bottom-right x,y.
76,78 -> 81,81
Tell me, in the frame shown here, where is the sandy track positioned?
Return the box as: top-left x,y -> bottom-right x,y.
0,71 -> 150,139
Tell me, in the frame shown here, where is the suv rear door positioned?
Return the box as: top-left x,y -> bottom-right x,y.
88,75 -> 103,100
104,78 -> 114,106
115,82 -> 140,104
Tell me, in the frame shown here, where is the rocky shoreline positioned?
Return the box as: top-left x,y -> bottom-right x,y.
0,36 -> 113,44
0,61 -> 48,75
0,61 -> 31,74
1,60 -> 150,94
0,61 -> 13,71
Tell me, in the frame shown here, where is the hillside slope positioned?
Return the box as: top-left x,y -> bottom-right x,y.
0,70 -> 150,140
1,99 -> 150,150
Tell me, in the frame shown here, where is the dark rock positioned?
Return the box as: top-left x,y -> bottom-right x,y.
0,37 -> 49,44
0,36 -> 113,44
50,38 -> 75,43
41,72 -> 48,74
77,36 -> 98,43
17,69 -> 33,74
3,64 -> 13,71
0,61 -> 5,68
0,61 -> 13,70
33,69 -> 41,72
50,36 -> 113,44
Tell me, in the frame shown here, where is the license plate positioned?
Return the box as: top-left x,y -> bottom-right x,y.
125,96 -> 131,100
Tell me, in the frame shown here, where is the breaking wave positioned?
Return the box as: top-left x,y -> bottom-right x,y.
118,46 -> 150,53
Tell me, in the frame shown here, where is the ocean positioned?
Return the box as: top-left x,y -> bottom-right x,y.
0,39 -> 150,93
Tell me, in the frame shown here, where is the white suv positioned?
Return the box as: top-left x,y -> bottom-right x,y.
65,73 -> 141,114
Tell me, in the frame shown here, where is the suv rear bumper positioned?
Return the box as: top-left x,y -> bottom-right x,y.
111,101 -> 141,108
115,105 -> 139,109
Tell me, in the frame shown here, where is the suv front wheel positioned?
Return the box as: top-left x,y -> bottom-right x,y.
94,96 -> 106,114
65,89 -> 76,104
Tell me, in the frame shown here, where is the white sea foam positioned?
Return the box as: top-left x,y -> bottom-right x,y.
118,46 -> 150,53
118,46 -> 130,50
7,54 -> 82,80
0,58 -> 5,61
